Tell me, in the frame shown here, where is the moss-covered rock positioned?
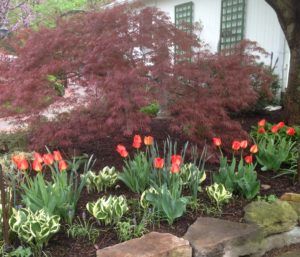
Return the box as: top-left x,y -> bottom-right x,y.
281,193 -> 300,217
244,200 -> 298,237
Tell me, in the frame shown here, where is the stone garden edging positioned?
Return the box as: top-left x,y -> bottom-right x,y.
97,215 -> 300,257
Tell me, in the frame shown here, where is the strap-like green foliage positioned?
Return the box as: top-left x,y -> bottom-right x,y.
118,152 -> 151,194
206,183 -> 232,208
0,203 -> 2,240
256,137 -> 296,172
213,156 -> 260,200
81,166 -> 118,193
144,184 -> 189,225
9,208 -> 60,250
86,195 -> 128,225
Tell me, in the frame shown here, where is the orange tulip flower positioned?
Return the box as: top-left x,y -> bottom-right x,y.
32,160 -> 42,172
258,127 -> 265,134
232,140 -> 241,151
43,153 -> 54,165
53,150 -> 63,161
258,119 -> 266,127
144,136 -> 154,146
170,163 -> 180,174
277,121 -> 285,129
17,159 -> 29,171
212,137 -> 221,147
34,152 -> 43,163
250,144 -> 258,154
154,157 -> 164,169
244,155 -> 253,164
132,135 -> 142,149
286,127 -> 296,136
171,155 -> 182,166
240,140 -> 248,149
116,144 -> 128,158
59,160 -> 68,171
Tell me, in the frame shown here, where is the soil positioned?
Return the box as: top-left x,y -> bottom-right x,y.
16,109 -> 300,257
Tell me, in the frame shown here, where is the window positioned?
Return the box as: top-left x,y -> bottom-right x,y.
175,2 -> 194,32
219,0 -> 246,51
175,2 -> 194,62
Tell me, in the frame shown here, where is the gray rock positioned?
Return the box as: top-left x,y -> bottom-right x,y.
244,200 -> 298,236
183,217 -> 262,257
96,232 -> 192,257
276,250 -> 300,257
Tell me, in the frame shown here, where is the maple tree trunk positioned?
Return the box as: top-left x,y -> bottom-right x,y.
0,164 -> 9,246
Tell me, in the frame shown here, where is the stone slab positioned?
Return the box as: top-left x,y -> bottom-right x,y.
276,250 -> 300,257
96,232 -> 192,257
183,217 -> 262,257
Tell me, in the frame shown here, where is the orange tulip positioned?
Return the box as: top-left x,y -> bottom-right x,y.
258,127 -> 265,134
17,159 -> 29,170
170,163 -> 180,174
258,119 -> 266,127
43,153 -> 54,165
53,150 -> 63,161
154,157 -> 164,169
132,135 -> 142,149
286,127 -> 296,136
116,144 -> 128,158
232,140 -> 241,151
244,155 -> 253,164
212,137 -> 221,147
32,160 -> 42,172
59,160 -> 68,171
144,136 -> 154,146
34,152 -> 43,163
12,154 -> 26,165
171,155 -> 182,166
250,144 -> 258,154
240,140 -> 248,149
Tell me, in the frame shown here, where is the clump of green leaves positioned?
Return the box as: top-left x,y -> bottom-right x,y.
143,184 -> 189,225
213,157 -> 260,200
66,213 -> 100,243
9,208 -> 60,252
82,166 -> 118,193
86,195 -> 128,225
118,152 -> 151,194
140,102 -> 160,116
206,183 -> 232,210
256,194 -> 277,203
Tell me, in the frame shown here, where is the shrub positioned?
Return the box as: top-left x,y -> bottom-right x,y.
0,3 -> 273,150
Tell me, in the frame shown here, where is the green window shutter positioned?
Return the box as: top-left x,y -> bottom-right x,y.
219,0 -> 246,52
175,2 -> 194,32
175,2 -> 194,62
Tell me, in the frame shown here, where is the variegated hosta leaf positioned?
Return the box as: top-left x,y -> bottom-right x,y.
86,195 -> 128,225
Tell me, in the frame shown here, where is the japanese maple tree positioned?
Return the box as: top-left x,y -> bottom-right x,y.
0,2 -> 273,150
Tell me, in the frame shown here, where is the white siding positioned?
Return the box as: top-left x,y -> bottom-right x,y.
115,0 -> 290,89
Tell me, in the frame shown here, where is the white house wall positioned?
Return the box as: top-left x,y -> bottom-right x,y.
115,0 -> 290,90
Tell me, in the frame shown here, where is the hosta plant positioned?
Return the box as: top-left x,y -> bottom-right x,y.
86,195 -> 128,225
9,208 -> 60,251
206,183 -> 232,209
81,166 -> 118,193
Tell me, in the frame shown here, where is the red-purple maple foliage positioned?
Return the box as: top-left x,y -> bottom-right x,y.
0,3 -> 273,150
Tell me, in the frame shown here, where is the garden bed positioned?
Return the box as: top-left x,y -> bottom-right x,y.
39,109 -> 299,257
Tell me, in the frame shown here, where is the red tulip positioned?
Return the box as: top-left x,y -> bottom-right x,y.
244,155 -> 253,164
59,160 -> 68,171
43,153 -> 54,165
250,144 -> 258,154
116,144 -> 128,158
171,155 -> 182,166
17,159 -> 29,171
144,136 -> 154,146
154,157 -> 164,169
271,125 -> 279,133
34,152 -> 43,163
132,135 -> 142,149
170,163 -> 180,174
32,160 -> 42,172
53,150 -> 63,161
212,137 -> 221,146
258,119 -> 266,127
258,127 -> 265,134
277,121 -> 285,129
232,140 -> 241,151
240,140 -> 248,149
286,127 -> 296,136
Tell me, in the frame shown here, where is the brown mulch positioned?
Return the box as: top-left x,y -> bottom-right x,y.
31,109 -> 300,256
